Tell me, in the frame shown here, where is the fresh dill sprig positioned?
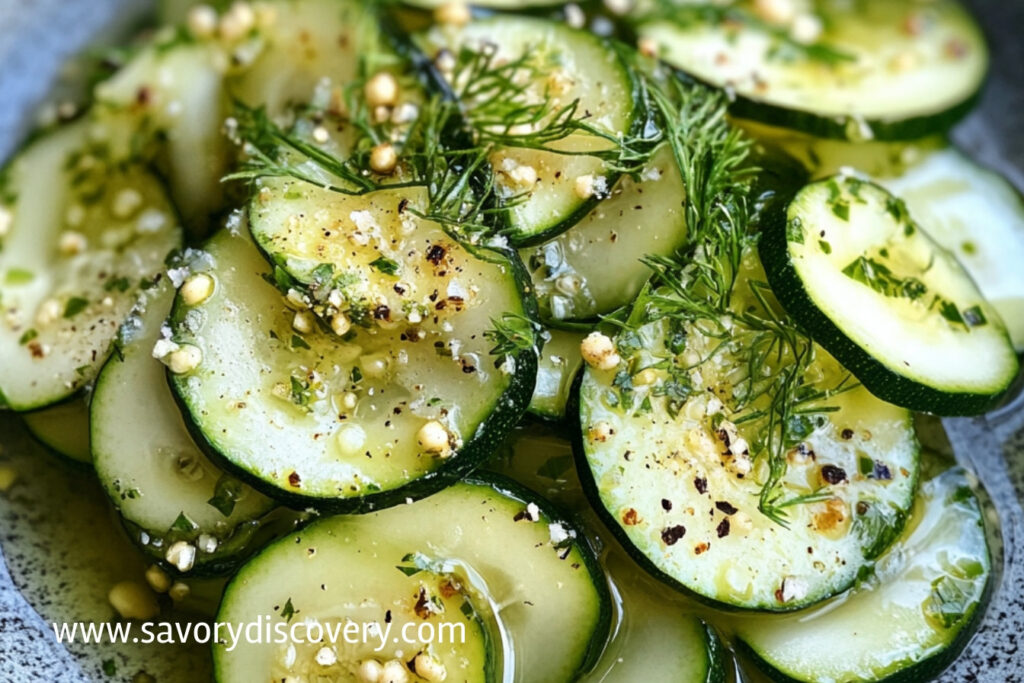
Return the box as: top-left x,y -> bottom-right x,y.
485,313 -> 543,357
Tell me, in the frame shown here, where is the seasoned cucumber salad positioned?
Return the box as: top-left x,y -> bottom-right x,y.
0,0 -> 1018,681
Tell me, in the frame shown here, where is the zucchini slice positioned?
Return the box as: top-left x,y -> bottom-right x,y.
213,475 -> 611,682
168,217 -> 536,511
0,121 -> 183,412
734,464 -> 991,683
575,255 -> 919,611
638,0 -> 987,141
95,37 -> 231,234
21,399 -> 92,466
418,15 -> 639,244
521,144 -> 687,321
761,175 -> 1019,415
529,326 -> 587,421
91,277 -> 277,577
880,148 -> 1024,351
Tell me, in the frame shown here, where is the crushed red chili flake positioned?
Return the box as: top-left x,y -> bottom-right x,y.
622,508 -> 641,526
288,471 -> 301,487
821,464 -> 848,485
426,244 -> 447,265
694,477 -> 708,494
716,518 -> 730,538
715,501 -> 737,515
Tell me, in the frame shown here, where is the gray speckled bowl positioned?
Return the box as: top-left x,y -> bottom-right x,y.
0,1 -> 1022,681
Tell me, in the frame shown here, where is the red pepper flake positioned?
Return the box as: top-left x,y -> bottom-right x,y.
694,542 -> 710,555
426,244 -> 447,266
820,464 -> 848,485
840,428 -> 854,440
661,499 -> 672,511
716,518 -> 730,538
694,477 -> 708,494
622,508 -> 641,526
288,471 -> 301,487
660,525 -> 686,545
715,501 -> 737,515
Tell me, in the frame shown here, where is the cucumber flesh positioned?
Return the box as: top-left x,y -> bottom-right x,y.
21,399 -> 91,465
734,465 -> 991,683
576,254 -> 919,610
168,219 -> 535,511
91,277 -> 277,576
419,15 -> 637,244
762,175 -> 1019,415
213,475 -> 611,683
0,121 -> 183,412
521,144 -> 687,321
529,327 -> 587,421
881,148 -> 1024,351
640,0 -> 987,141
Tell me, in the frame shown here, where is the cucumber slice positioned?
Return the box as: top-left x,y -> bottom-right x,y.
91,276 -> 277,577
575,255 -> 919,611
529,326 -> 587,421
21,398 -> 91,466
880,148 -> 1024,351
213,475 -> 611,682
419,15 -> 639,244
591,553 -> 726,683
521,144 -> 687,321
761,175 -> 1019,415
0,121 -> 183,412
168,218 -> 536,511
94,37 -> 230,234
639,0 -> 987,141
229,0 -> 389,117
734,465 -> 991,683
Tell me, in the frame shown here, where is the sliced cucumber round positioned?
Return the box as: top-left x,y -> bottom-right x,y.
214,474 -> 611,682
761,175 -> 1019,415
0,121 -> 183,412
880,148 -> 1024,352
21,398 -> 92,466
734,464 -> 991,683
574,256 -> 919,611
521,144 -> 687,321
228,0 -> 389,118
639,0 -> 987,141
168,216 -> 536,511
529,326 -> 587,421
94,36 -> 230,235
91,276 -> 278,576
418,15 -> 639,245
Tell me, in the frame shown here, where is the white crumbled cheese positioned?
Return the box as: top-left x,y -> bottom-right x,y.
434,49 -> 457,76
525,502 -> 541,522
780,576 -> 808,603
391,102 -> 419,125
152,338 -> 179,360
111,188 -> 143,219
413,653 -> 448,682
588,421 -> 613,443
365,72 -> 399,109
312,126 -> 330,144
580,332 -> 620,371
706,396 -> 724,416
573,174 -> 608,200
350,210 -> 379,245
286,288 -> 310,310
165,541 -> 197,572
0,206 -> 13,237
633,368 -> 659,386
167,267 -> 191,288
108,581 -> 159,620
145,564 -> 171,593
180,273 -> 215,306
330,313 -> 351,337
187,5 -> 219,38
282,643 -> 297,670
548,522 -> 572,545
315,646 -> 338,667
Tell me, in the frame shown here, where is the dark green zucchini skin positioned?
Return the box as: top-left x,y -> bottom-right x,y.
758,183 -> 1016,416
465,471 -> 614,677
168,243 -> 540,515
736,567 -> 993,683
702,621 -> 729,683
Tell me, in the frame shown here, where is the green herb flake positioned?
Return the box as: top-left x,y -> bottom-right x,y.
207,475 -> 243,517
63,297 -> 89,318
291,334 -> 311,350
831,201 -> 850,222
104,276 -> 131,293
18,329 -> 38,345
5,268 -> 34,285
818,240 -> 832,254
370,257 -> 401,276
280,597 -> 296,623
171,512 -> 198,534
